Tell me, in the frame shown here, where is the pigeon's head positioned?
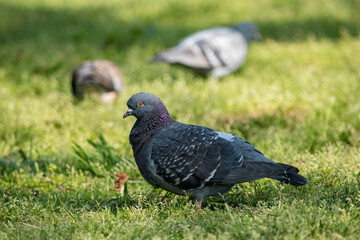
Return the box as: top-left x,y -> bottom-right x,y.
233,22 -> 261,42
123,92 -> 171,121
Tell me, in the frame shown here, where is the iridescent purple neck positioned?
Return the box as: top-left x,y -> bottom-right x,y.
139,103 -> 172,131
129,102 -> 172,153
156,102 -> 172,124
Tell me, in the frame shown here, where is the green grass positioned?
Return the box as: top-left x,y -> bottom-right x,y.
1,0 -> 360,239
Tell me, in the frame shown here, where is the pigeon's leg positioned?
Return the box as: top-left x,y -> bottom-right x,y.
189,195 -> 202,209
197,199 -> 203,209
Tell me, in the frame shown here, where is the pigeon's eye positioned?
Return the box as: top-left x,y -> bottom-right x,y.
137,102 -> 144,107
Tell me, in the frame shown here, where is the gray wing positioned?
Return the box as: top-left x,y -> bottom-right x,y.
151,123 -> 222,190
152,27 -> 248,71
151,123 -> 297,191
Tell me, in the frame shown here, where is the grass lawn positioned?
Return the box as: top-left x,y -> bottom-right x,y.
1,0 -> 360,239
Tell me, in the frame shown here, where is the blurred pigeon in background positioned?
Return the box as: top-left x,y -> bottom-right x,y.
123,92 -> 308,209
71,60 -> 123,103
152,22 -> 261,78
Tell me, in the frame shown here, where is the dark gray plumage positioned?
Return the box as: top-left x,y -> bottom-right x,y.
123,92 -> 308,208
151,22 -> 261,78
71,60 -> 123,103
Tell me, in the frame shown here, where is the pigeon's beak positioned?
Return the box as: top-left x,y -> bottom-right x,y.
123,108 -> 133,118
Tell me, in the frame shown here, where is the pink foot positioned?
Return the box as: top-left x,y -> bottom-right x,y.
197,199 -> 202,210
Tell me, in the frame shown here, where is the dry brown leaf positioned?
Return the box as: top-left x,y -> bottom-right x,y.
114,172 -> 129,195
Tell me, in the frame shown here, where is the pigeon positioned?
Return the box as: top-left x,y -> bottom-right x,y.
123,92 -> 308,209
71,60 -> 123,103
151,22 -> 261,78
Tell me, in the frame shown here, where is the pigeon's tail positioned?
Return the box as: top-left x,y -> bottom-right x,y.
269,163 -> 308,186
151,50 -> 179,64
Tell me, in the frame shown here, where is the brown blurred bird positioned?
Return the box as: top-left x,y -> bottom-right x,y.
71,60 -> 123,103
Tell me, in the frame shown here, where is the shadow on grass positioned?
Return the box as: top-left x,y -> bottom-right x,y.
0,1 -> 358,51
2,170 -> 359,217
1,161 -> 359,222
0,150 -> 54,175
0,3 -> 158,50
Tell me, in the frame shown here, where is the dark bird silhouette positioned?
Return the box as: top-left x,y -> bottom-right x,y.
123,92 -> 308,208
71,60 -> 123,103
